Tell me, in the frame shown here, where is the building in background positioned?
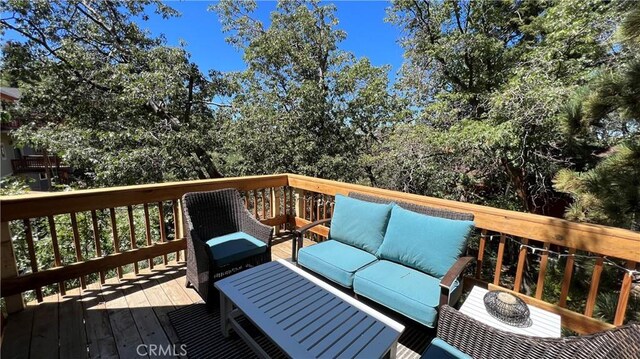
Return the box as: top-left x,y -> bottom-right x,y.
1,87 -> 70,191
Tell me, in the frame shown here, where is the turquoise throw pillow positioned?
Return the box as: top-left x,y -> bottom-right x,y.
377,205 -> 474,278
330,195 -> 393,254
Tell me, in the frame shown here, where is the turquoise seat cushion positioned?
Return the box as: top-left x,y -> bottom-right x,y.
377,205 -> 474,278
353,260 -> 460,327
421,338 -> 472,359
298,240 -> 378,288
205,231 -> 267,266
329,194 -> 393,254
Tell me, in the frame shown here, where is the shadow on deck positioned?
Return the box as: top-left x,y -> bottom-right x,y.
1,236 -> 432,359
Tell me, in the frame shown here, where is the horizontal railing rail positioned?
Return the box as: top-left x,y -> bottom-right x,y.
0,174 -> 292,313
285,174 -> 639,334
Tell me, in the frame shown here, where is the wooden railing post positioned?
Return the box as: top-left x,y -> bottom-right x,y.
1,221 -> 25,313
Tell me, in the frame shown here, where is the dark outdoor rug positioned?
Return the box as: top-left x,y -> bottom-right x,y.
168,302 -> 431,359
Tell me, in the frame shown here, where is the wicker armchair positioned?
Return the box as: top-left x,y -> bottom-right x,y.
424,305 -> 640,359
182,188 -> 272,307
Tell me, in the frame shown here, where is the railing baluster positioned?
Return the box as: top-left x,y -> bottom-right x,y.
513,238 -> 528,293
47,215 -> 65,294
322,195 -> 327,219
253,190 -> 259,219
23,219 -> 43,302
158,201 -> 168,265
558,248 -> 576,307
270,188 -> 279,235
534,242 -> 551,299
613,260 -> 637,326
283,187 -> 287,218
143,203 -> 153,270
90,210 -> 105,283
316,194 -> 321,222
585,256 -> 604,317
172,200 -> 182,262
69,212 -> 86,289
109,208 -> 122,278
493,233 -> 506,286
475,230 -> 487,279
127,206 -> 138,274
261,189 -> 266,220
289,187 -> 294,223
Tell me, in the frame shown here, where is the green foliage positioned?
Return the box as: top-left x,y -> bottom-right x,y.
0,175 -> 32,195
1,0 -> 228,187
382,0 -> 629,217
553,3 -> 640,229
212,0 -> 402,182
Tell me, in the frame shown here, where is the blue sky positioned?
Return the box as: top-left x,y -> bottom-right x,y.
140,1 -> 404,78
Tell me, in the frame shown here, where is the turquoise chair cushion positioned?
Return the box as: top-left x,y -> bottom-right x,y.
329,195 -> 393,254
298,240 -> 378,288
421,338 -> 472,359
206,231 -> 267,266
353,260 -> 460,327
377,206 -> 474,278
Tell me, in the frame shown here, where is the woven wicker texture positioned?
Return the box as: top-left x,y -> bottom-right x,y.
437,305 -> 640,359
348,192 -> 474,221
182,188 -> 272,306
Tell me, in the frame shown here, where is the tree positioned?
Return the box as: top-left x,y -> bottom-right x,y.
381,0 -> 625,215
554,4 -> 640,230
212,0 -> 402,182
1,0 -> 228,187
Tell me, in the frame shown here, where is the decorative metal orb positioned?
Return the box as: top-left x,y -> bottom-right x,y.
483,290 -> 531,327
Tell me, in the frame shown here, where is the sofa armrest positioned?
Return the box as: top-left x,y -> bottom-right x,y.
294,218 -> 332,239
292,218 -> 331,262
439,256 -> 475,307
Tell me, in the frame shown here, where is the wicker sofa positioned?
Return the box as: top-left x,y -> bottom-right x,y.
295,192 -> 476,327
423,305 -> 640,359
182,188 -> 273,307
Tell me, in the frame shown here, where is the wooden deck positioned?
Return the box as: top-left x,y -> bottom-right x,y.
0,237 -> 310,359
1,236 -> 432,359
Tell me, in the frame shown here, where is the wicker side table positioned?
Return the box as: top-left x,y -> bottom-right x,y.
460,286 -> 561,338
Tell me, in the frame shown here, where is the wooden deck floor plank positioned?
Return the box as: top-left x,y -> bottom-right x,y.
30,293 -> 59,359
82,282 -> 119,359
121,276 -> 173,358
59,288 -> 89,358
139,274 -> 181,347
156,268 -> 194,308
101,279 -> 148,358
1,305 -> 35,359
167,266 -> 203,304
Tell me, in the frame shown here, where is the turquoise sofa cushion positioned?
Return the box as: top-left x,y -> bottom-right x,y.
421,338 -> 472,359
298,240 -> 378,288
330,194 -> 393,254
206,231 -> 267,266
377,205 -> 474,278
353,260 -> 460,327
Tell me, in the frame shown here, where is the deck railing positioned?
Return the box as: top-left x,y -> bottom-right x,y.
10,155 -> 70,173
0,175 -> 292,314
1,173 -> 638,335
286,174 -> 639,334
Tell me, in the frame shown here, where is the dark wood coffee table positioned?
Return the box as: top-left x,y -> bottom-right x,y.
215,259 -> 405,359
